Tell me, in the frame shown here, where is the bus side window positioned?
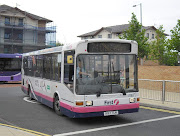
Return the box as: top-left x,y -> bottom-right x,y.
35,55 -> 43,78
64,50 -> 75,91
23,57 -> 28,75
43,54 -> 52,80
27,56 -> 33,76
52,53 -> 61,82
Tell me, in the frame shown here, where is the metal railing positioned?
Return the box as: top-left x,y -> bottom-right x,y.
0,22 -> 56,32
139,79 -> 180,103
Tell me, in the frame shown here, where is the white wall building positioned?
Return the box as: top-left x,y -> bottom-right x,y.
78,24 -> 167,42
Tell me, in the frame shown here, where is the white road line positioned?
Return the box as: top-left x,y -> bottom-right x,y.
23,97 -> 40,104
53,114 -> 180,136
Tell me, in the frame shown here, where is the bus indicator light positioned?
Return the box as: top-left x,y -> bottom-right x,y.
76,101 -> 84,106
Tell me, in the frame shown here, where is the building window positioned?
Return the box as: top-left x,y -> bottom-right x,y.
4,33 -> 11,39
152,34 -> 155,39
108,34 -> 112,38
4,45 -> 13,53
18,18 -> 23,26
146,33 -> 149,38
4,29 -> 11,39
98,35 -> 102,38
5,17 -> 10,25
18,33 -> 23,40
13,45 -> 23,53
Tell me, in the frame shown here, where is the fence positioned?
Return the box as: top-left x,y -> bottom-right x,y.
139,79 -> 180,103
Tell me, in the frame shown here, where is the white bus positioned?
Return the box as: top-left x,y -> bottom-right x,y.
21,39 -> 139,118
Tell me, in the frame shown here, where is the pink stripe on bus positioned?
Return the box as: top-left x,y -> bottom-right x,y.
22,86 -> 53,102
34,91 -> 54,102
60,102 -> 139,113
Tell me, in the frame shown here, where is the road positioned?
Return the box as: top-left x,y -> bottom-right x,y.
0,86 -> 180,136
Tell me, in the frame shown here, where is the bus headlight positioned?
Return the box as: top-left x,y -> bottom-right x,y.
129,98 -> 135,103
86,101 -> 93,106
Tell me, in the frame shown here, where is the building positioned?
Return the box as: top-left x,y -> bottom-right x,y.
0,4 -> 56,54
77,24 -> 162,42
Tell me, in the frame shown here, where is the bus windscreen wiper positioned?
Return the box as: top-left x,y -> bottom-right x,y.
121,88 -> 126,95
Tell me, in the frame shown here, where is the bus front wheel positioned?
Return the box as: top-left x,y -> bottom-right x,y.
54,95 -> 63,116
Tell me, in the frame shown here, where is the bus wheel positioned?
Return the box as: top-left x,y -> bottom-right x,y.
54,95 -> 63,116
29,87 -> 33,100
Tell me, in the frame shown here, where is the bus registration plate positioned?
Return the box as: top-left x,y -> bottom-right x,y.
104,111 -> 118,116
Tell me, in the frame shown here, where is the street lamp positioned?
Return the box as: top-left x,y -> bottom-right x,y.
133,3 -> 143,65
133,3 -> 142,26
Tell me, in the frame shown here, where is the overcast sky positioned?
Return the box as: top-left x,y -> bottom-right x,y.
1,0 -> 180,44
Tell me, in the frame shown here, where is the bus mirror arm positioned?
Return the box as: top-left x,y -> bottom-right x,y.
121,88 -> 126,95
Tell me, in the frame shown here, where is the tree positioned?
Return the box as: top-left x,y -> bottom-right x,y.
56,41 -> 64,46
163,51 -> 178,66
169,19 -> 180,52
149,25 -> 167,65
119,13 -> 149,59
163,19 -> 180,66
149,24 -> 179,66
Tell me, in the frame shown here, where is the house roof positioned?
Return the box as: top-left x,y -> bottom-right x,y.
77,24 -> 168,37
77,24 -> 130,37
0,4 -> 52,22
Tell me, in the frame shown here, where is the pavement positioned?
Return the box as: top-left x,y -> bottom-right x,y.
0,96 -> 180,136
0,124 -> 38,136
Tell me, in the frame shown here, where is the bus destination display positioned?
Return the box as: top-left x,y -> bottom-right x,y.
87,42 -> 131,53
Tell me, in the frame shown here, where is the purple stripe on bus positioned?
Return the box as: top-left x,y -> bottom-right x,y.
0,53 -> 22,58
0,72 -> 21,81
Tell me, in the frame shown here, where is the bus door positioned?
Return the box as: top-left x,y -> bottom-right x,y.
64,50 -> 75,91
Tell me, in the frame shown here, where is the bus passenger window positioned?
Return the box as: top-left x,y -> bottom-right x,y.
52,53 -> 61,82
43,55 -> 52,80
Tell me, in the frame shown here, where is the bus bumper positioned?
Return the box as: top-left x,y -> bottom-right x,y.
60,102 -> 139,118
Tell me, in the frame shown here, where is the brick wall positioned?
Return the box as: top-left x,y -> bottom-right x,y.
138,66 -> 180,92
138,66 -> 180,81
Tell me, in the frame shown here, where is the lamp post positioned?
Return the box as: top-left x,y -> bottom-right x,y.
133,3 -> 143,65
133,3 -> 142,27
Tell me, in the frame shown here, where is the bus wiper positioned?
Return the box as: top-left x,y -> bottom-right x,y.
96,91 -> 101,97
96,84 -> 103,97
122,88 -> 126,95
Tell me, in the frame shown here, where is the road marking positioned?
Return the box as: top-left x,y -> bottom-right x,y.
140,106 -> 180,114
53,114 -> 180,136
0,123 -> 51,136
23,97 -> 40,104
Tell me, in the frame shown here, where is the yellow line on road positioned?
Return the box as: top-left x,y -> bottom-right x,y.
0,123 -> 51,136
140,106 -> 180,114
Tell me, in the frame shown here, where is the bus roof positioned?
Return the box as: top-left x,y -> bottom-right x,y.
0,54 -> 22,58
23,39 -> 137,56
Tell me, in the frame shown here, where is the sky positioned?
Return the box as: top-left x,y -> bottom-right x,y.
1,0 -> 180,44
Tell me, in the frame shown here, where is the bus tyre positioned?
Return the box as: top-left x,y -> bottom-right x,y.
29,87 -> 33,100
54,96 -> 63,116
